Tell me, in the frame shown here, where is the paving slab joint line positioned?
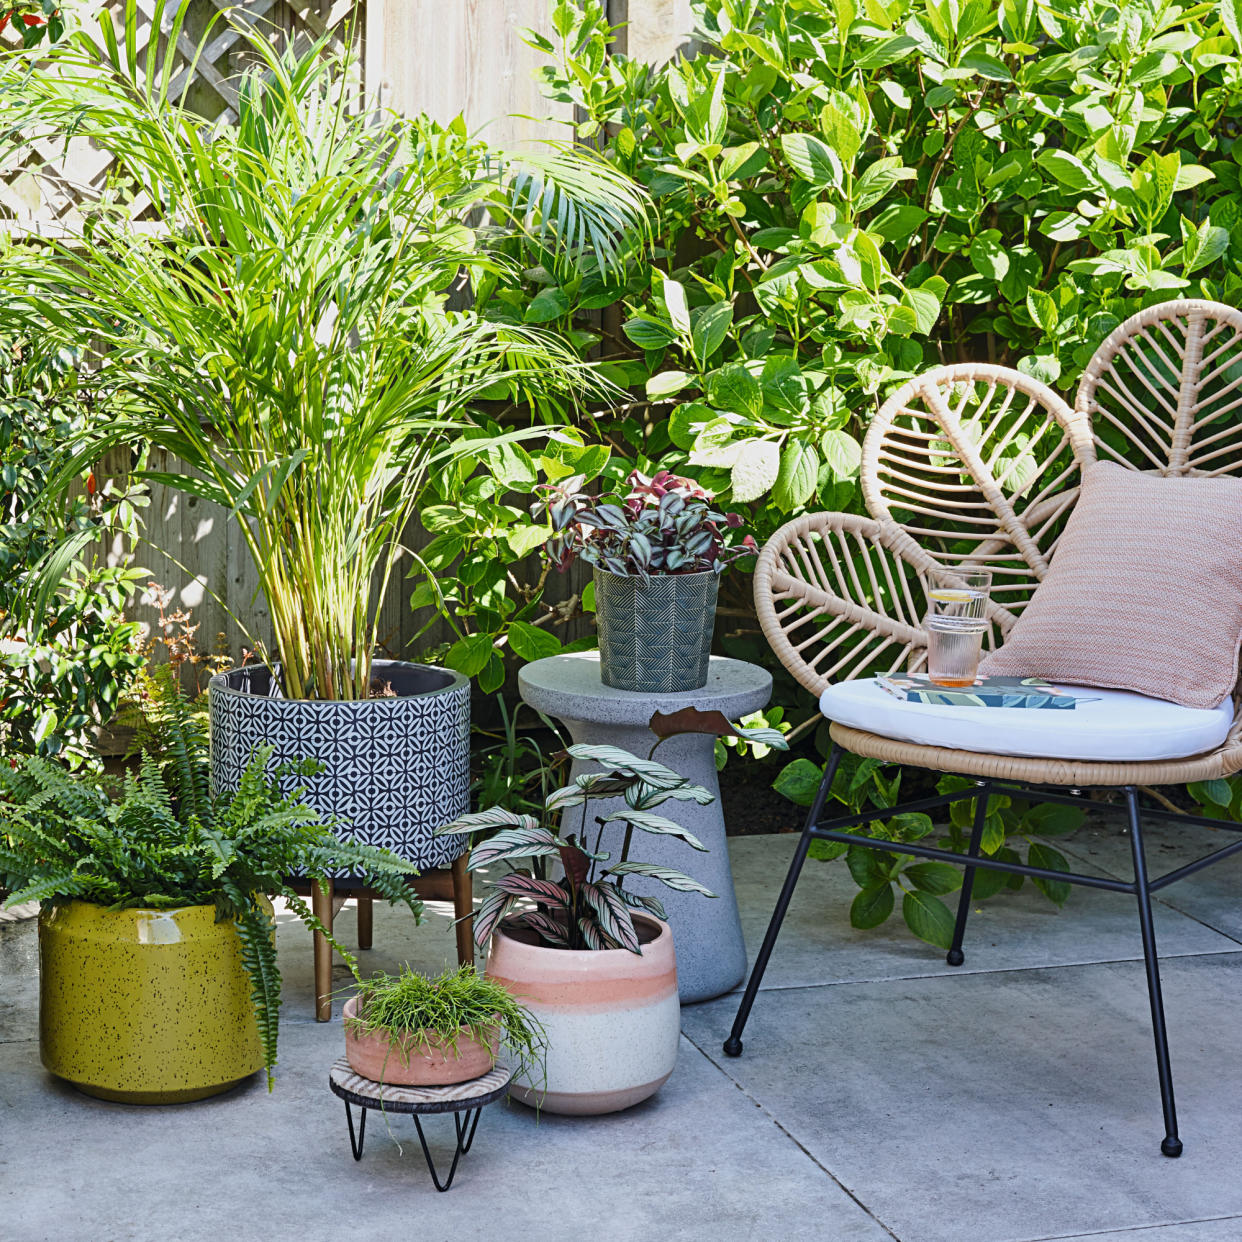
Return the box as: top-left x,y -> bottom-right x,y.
680,1028 -> 906,1242
722,948 -> 1242,1004
722,941 -> 1242,1000
1012,1211 -> 1242,1242
1060,840 -> 1242,951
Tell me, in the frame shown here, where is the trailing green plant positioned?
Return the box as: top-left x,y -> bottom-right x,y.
0,679 -> 422,1087
438,707 -> 787,952
0,335 -> 146,767
346,963 -> 546,1084
0,1 -> 650,702
773,752 -> 1084,945
537,468 -> 757,580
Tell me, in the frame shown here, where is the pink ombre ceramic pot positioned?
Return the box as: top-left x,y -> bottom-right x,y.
342,996 -> 498,1086
485,915 -> 680,1115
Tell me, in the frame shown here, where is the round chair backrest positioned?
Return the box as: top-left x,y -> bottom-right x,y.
861,362 -> 1092,635
755,301 -> 1242,695
1076,299 -> 1242,479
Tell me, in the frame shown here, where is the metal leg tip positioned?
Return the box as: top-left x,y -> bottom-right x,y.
946,948 -> 965,967
723,1037 -> 743,1058
1161,1136 -> 1183,1158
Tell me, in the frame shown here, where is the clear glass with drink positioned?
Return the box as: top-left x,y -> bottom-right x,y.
924,568 -> 991,687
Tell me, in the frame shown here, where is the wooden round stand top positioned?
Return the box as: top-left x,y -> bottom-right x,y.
328,1057 -> 513,1191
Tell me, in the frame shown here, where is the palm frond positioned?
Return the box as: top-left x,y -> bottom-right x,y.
0,7 -> 650,701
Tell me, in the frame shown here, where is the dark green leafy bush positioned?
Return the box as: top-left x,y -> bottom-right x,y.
468,0 -> 1242,936
506,0 -> 1242,556
0,337 -> 145,766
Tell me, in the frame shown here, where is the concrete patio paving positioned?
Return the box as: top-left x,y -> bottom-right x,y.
3,816 -> 1242,1242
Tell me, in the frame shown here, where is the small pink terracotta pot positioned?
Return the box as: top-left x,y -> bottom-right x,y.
342,996 -> 498,1086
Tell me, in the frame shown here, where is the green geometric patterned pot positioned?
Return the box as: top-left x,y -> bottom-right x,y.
594,567 -> 719,693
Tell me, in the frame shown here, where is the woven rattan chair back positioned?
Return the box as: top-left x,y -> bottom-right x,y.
757,363 -> 1090,694
756,300 -> 1242,699
1077,299 -> 1242,479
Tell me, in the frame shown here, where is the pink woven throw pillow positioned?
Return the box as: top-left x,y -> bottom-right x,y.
979,461 -> 1242,710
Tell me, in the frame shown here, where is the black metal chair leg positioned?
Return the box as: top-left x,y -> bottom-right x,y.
724,745 -> 842,1058
413,1109 -> 478,1192
1125,787 -> 1182,1158
344,1100 -> 366,1161
947,781 -> 991,967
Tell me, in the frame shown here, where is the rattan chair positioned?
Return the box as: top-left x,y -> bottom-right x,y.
727,299 -> 1242,1157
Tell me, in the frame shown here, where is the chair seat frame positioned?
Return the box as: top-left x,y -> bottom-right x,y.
727,300 -> 1242,1158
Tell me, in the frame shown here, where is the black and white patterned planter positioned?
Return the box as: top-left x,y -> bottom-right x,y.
594,567 -> 719,694
208,661 -> 470,870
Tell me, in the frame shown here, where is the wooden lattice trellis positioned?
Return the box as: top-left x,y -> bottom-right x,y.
0,0 -> 361,231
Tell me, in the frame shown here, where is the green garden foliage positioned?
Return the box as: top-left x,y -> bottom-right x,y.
1,2 -> 651,703
0,338 -> 145,767
504,0 -> 1241,555
474,0 -> 1242,935
346,964 -> 547,1087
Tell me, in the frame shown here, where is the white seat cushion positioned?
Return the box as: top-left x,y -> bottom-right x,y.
819,679 -> 1234,762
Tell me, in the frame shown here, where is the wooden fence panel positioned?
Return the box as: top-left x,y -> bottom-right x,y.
0,0 -> 363,233
366,0 -> 570,146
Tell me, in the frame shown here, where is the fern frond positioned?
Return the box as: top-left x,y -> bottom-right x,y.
232,899 -> 281,1090
281,890 -> 362,982
5,871 -> 94,905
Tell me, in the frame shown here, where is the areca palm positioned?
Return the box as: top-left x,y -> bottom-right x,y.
0,2 -> 649,699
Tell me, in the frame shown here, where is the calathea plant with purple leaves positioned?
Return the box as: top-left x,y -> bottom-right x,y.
436,708 -> 787,953
535,468 -> 758,583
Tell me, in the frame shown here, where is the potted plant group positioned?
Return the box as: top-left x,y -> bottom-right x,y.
3,13 -> 650,1012
343,964 -> 545,1088
0,684 -> 420,1103
436,741 -> 718,1115
538,470 -> 757,693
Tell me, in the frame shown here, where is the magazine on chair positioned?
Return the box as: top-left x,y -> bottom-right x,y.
875,674 -> 1100,710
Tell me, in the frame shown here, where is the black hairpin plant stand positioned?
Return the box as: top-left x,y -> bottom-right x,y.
724,744 -> 1242,1158
328,1058 -> 512,1191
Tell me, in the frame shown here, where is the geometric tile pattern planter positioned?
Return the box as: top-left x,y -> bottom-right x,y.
208,660 -> 469,870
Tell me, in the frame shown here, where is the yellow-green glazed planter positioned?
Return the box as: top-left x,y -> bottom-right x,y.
39,900 -> 265,1104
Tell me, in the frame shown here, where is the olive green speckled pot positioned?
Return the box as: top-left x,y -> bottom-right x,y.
39,900 -> 265,1104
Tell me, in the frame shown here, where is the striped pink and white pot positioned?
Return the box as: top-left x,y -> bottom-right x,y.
485,915 -> 680,1115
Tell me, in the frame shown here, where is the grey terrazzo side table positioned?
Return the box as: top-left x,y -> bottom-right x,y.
519,652 -> 772,1004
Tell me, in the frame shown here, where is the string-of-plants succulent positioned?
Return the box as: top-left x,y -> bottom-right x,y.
346,964 -> 546,1085
0,681 -> 422,1087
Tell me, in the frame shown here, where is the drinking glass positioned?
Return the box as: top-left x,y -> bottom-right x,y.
924,568 -> 992,687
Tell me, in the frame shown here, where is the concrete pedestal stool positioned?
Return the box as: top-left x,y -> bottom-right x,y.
519,653 -> 772,1003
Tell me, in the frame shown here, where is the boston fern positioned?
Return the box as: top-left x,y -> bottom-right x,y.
0,695 -> 420,1087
